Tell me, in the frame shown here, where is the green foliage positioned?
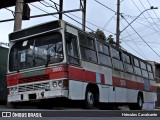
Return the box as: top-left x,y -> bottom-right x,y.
89,29 -> 116,45
106,35 -> 116,45
95,29 -> 107,41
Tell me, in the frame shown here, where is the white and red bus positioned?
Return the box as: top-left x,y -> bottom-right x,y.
7,20 -> 157,109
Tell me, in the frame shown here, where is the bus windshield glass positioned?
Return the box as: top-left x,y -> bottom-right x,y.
9,33 -> 63,72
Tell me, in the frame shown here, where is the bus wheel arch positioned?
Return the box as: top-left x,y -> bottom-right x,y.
137,91 -> 144,110
129,91 -> 144,110
84,83 -> 99,109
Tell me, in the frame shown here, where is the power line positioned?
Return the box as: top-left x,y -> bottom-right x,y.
102,15 -> 115,30
41,0 -> 115,34
124,14 -> 160,22
120,0 -> 125,3
131,0 -> 160,37
123,42 -> 160,48
122,30 -> 160,42
146,0 -> 160,26
121,15 -> 160,58
121,18 -> 160,40
121,22 -> 147,59
121,39 -> 146,59
124,40 -> 160,45
39,1 -> 90,31
29,3 -> 58,19
5,8 -> 15,16
93,0 -> 116,13
67,12 -> 115,34
138,0 -> 160,35
120,19 -> 154,40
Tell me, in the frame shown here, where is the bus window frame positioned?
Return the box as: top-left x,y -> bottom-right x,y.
122,52 -> 134,74
66,32 -> 80,66
78,32 -> 98,64
110,47 -> 124,71
96,40 -> 112,67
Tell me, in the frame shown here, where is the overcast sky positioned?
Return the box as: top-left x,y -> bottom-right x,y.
0,0 -> 160,62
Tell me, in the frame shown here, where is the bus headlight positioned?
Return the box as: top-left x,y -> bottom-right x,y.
10,87 -> 18,94
52,81 -> 57,88
58,81 -> 63,87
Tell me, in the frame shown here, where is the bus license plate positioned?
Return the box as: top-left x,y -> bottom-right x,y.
29,93 -> 36,100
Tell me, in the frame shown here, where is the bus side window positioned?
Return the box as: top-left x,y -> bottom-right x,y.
79,33 -> 97,63
97,41 -> 112,67
122,53 -> 134,73
111,48 -> 124,71
140,61 -> 148,78
133,58 -> 141,76
147,64 -> 154,80
147,64 -> 152,72
66,32 -> 80,65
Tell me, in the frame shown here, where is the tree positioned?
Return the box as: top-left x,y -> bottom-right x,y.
95,29 -> 107,41
106,35 -> 116,45
89,29 -> 106,41
89,29 -> 116,45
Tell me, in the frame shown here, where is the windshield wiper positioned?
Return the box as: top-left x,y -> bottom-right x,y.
45,55 -> 50,67
15,49 -> 19,72
32,40 -> 36,67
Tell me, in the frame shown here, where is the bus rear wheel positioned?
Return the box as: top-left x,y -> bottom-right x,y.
85,90 -> 95,109
129,94 -> 143,110
136,95 -> 143,110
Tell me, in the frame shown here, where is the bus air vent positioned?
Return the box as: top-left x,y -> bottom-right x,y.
19,74 -> 49,84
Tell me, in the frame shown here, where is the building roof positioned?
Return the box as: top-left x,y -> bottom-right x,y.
0,0 -> 41,8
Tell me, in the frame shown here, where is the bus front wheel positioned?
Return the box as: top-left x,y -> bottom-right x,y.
85,89 -> 95,109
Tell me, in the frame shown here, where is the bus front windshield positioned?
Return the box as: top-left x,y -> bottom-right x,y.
9,33 -> 63,72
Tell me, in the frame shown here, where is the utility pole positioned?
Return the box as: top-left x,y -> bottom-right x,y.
59,0 -> 63,20
82,0 -> 86,31
14,0 -> 24,31
116,0 -> 120,48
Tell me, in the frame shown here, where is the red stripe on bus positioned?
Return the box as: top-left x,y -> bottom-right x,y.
112,77 -> 156,92
7,74 -> 21,86
126,80 -> 137,89
112,77 -> 145,90
101,74 -> 105,85
137,82 -> 144,91
150,86 -> 157,92
68,67 -> 83,80
49,72 -> 68,80
83,70 -> 96,83
45,66 -> 67,74
69,66 -> 105,84
7,66 -> 156,93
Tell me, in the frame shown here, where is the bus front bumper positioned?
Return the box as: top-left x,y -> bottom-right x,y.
8,89 -> 68,102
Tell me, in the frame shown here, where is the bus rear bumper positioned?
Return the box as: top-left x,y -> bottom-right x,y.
8,89 -> 68,103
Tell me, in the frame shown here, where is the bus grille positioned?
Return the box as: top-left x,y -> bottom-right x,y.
18,82 -> 50,92
19,74 -> 49,84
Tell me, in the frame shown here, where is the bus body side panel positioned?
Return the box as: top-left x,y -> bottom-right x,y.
143,79 -> 157,103
81,61 -> 115,103
98,85 -> 109,102
68,80 -> 87,100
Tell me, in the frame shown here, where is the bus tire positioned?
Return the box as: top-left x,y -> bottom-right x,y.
136,95 -> 143,110
129,94 -> 143,110
85,89 -> 95,109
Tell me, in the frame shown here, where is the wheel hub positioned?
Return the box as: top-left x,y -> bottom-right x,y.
87,92 -> 94,105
